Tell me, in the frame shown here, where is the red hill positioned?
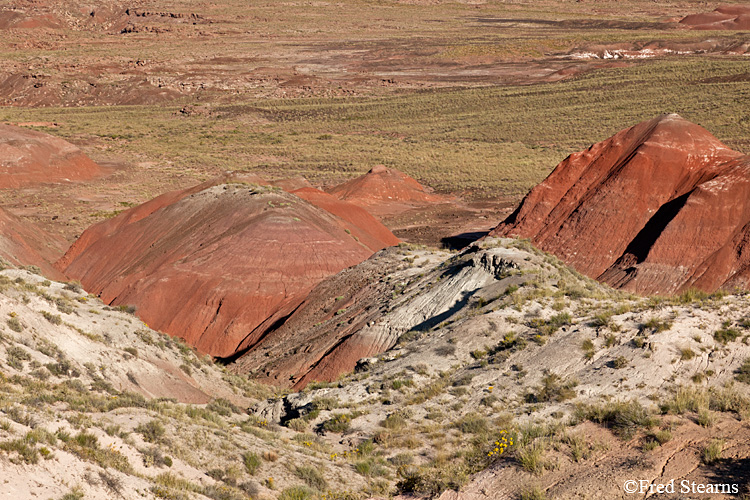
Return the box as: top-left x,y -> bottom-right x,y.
291,187 -> 400,250
57,176 -> 399,357
0,124 -> 103,188
328,165 -> 446,217
0,9 -> 63,29
679,5 -> 750,30
492,114 -> 750,295
0,206 -> 67,280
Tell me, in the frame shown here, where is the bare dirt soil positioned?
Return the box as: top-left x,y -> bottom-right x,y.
0,1 -> 745,106
1,4 -> 749,496
0,1 -> 748,252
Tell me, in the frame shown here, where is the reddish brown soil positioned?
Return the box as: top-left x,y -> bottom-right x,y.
680,5 -> 750,30
493,114 -> 750,295
324,165 -> 507,248
0,123 -> 104,189
0,123 -> 109,278
0,8 -> 63,30
383,198 -> 514,249
0,205 -> 66,279
328,165 -> 450,218
0,1 -> 742,107
291,187 -> 401,250
57,174 -> 400,358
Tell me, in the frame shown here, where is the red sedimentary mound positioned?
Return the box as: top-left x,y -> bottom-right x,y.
328,165 -> 446,217
0,124 -> 103,188
232,248 -> 404,388
0,207 -> 67,280
292,187 -> 400,250
57,176 -> 399,357
0,9 -> 63,29
491,114 -> 750,295
680,5 -> 750,30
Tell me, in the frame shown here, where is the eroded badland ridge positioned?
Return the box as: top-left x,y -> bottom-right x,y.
3,238 -> 750,499
0,1 -> 750,499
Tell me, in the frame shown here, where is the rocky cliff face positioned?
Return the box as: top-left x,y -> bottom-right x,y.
492,114 -> 750,294
57,177 -> 399,358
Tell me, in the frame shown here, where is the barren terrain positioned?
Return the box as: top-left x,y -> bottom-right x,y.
3,239 -> 750,499
0,0 -> 749,499
0,0 -> 748,248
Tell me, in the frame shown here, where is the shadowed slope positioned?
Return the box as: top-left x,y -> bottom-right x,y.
600,155 -> 750,293
493,114 -> 750,294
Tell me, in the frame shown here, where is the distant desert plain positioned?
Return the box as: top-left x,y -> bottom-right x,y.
0,1 -> 749,499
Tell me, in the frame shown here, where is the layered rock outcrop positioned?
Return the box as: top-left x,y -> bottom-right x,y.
57,175 -> 399,357
492,114 -> 750,294
233,242 -> 546,389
